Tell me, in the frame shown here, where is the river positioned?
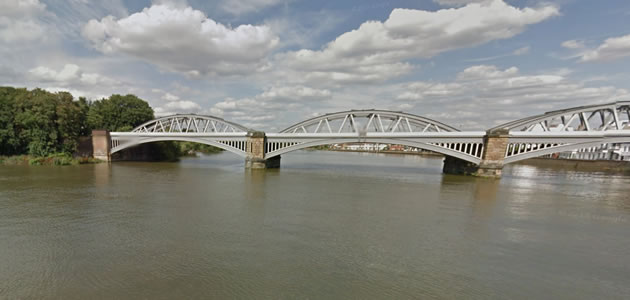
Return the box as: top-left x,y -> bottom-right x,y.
1,151 -> 629,299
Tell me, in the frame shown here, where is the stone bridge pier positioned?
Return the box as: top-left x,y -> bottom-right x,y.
442,129 -> 509,178
245,131 -> 281,169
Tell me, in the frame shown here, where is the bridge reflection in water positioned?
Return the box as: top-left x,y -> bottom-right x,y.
92,101 -> 630,178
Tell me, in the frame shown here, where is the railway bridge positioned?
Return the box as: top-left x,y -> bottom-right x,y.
91,101 -> 630,178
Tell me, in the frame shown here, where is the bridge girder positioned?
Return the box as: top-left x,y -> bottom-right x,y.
280,109 -> 459,134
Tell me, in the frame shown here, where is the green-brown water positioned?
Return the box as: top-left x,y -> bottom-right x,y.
1,151 -> 629,299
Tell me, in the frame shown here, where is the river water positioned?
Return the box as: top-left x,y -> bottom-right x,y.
1,151 -> 629,299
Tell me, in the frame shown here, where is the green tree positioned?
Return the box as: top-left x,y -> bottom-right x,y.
0,87 -> 22,155
55,92 -> 87,154
13,88 -> 59,156
87,94 -> 154,131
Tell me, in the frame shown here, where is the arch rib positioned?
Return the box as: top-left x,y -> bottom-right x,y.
491,101 -> 630,133
280,109 -> 459,134
131,114 -> 250,133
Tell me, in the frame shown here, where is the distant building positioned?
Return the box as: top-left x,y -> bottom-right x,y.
389,144 -> 405,151
331,143 -> 438,154
340,143 -> 388,151
558,143 -> 630,161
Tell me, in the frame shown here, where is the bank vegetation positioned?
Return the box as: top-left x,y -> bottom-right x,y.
0,86 -> 221,165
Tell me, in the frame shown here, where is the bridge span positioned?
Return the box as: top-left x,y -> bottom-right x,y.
91,101 -> 630,178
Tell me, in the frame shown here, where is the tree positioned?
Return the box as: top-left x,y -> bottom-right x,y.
55,92 -> 87,154
0,87 -> 22,155
13,88 -> 59,156
87,94 -> 154,132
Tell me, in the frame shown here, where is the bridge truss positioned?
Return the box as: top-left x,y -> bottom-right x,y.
491,101 -> 630,163
110,115 -> 250,156
266,110 -> 486,163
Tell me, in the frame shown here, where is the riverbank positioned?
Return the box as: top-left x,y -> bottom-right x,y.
0,154 -> 102,166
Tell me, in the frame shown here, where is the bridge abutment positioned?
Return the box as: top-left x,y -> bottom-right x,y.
245,131 -> 280,169
92,130 -> 111,162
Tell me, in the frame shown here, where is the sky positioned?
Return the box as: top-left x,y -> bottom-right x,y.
1,0 -> 630,131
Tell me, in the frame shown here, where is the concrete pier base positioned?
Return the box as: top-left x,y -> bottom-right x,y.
92,130 -> 111,162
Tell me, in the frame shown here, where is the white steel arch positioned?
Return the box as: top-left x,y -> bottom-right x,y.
110,114 -> 250,157
132,114 -> 250,133
280,109 -> 459,134
265,132 -> 485,164
489,101 -> 630,164
110,133 -> 249,157
491,101 -> 630,133
503,131 -> 630,164
266,110 -> 485,163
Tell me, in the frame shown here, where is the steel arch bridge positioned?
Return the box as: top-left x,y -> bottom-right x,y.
106,102 -> 630,169
110,114 -> 251,157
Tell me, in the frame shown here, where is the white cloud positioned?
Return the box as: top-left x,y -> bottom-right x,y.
210,85 -> 332,129
154,91 -> 202,115
396,65 -> 630,129
561,39 -> 585,49
28,63 -> 118,86
221,0 -> 289,15
456,65 -> 519,80
82,3 -> 279,76
0,0 -> 47,43
258,85 -> 331,101
164,100 -> 201,110
0,0 -> 46,18
512,46 -> 530,55
278,0 -> 558,84
464,46 -> 530,62
162,92 -> 180,102
433,0 -> 489,7
579,34 -> 630,62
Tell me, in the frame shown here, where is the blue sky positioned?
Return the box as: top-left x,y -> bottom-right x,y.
1,0 -> 630,131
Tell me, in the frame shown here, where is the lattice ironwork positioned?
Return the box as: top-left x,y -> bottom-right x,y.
264,132 -> 486,163
131,114 -> 249,133
280,110 -> 459,134
491,101 -> 630,133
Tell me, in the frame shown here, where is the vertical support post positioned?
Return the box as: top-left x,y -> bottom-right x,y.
245,131 -> 280,169
92,130 -> 111,162
476,129 -> 509,178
